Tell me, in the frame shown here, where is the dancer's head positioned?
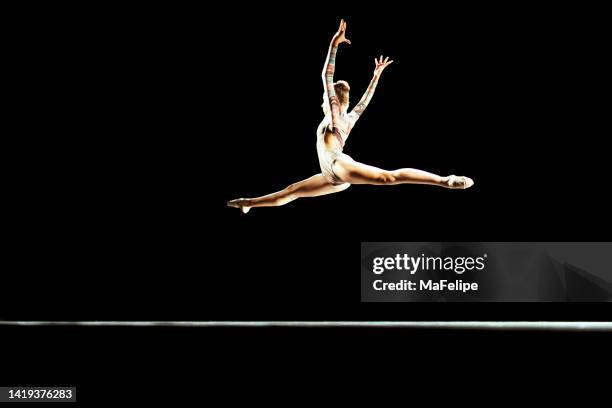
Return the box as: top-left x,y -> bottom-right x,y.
322,80 -> 350,115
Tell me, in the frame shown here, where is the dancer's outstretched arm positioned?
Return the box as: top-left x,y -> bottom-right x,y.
348,56 -> 393,124
322,19 -> 351,130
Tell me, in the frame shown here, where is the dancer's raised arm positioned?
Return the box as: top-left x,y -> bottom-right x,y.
349,56 -> 393,123
322,19 -> 351,129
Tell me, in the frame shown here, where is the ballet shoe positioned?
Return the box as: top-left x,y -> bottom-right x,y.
447,175 -> 474,189
227,198 -> 251,214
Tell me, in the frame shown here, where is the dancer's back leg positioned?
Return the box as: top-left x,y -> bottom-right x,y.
228,174 -> 350,213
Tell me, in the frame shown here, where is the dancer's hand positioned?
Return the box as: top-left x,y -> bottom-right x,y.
332,19 -> 351,46
373,56 -> 393,77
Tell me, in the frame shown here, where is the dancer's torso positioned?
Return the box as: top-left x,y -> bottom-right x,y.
316,112 -> 356,185
316,113 -> 352,152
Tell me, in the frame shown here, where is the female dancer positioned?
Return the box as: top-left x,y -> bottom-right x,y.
228,19 -> 473,214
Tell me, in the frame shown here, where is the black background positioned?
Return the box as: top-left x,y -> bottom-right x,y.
2,3 -> 611,401
3,4 -> 611,321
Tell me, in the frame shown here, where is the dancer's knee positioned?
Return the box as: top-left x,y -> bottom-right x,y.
283,182 -> 304,202
275,194 -> 296,206
285,182 -> 301,195
375,170 -> 397,185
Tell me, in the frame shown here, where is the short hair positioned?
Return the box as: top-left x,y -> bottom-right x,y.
334,80 -> 350,107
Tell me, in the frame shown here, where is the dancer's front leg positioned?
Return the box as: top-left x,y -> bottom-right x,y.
228,174 -> 350,213
333,157 -> 473,188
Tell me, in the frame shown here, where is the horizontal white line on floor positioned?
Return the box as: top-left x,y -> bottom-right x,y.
1,321 -> 612,330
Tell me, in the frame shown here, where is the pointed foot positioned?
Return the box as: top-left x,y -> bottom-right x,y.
447,175 -> 474,189
227,198 -> 252,214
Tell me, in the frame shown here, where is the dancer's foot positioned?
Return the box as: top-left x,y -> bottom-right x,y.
227,198 -> 251,214
446,175 -> 474,189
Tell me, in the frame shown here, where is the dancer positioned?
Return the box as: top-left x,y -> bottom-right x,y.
228,19 -> 473,213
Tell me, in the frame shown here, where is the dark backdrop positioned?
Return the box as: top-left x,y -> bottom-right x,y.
4,4 -> 610,321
